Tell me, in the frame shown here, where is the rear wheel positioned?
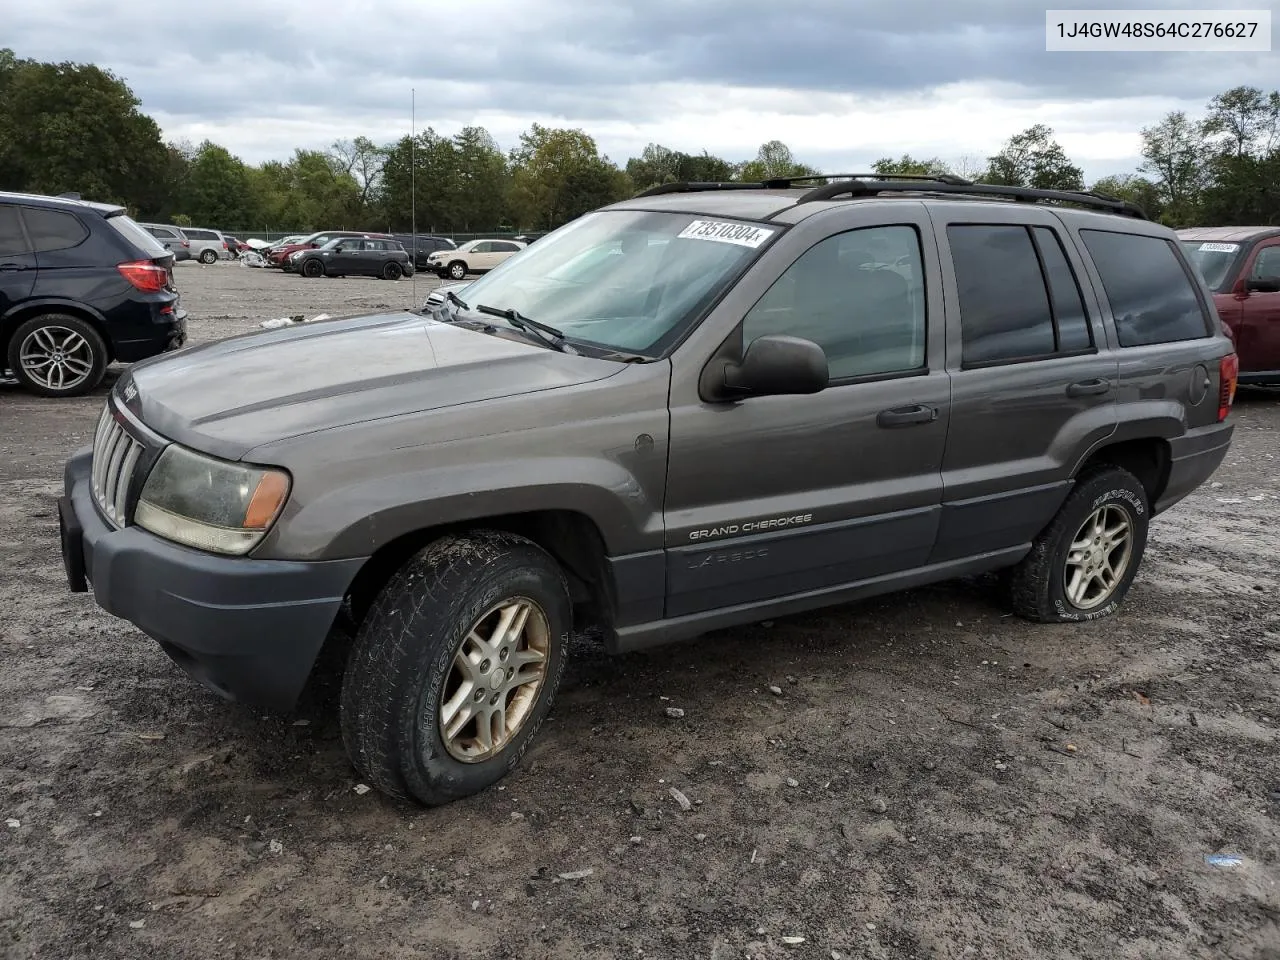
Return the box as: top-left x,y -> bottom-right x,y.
6,314 -> 108,398
302,258 -> 325,278
1007,467 -> 1149,622
340,530 -> 571,806
198,249 -> 218,264
382,261 -> 403,281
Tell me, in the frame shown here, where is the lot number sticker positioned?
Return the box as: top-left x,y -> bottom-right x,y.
1199,242 -> 1239,253
678,220 -> 776,248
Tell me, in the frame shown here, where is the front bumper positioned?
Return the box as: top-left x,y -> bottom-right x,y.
58,447 -> 366,711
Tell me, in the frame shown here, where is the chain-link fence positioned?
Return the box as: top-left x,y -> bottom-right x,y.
214,229 -> 528,244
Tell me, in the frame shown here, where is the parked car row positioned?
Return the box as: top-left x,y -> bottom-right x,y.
140,223 -> 238,264
257,230 -> 533,281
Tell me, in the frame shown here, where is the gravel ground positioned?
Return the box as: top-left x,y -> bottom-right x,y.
2,261 -> 1279,960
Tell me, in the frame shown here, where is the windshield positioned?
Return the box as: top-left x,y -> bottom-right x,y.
1180,240 -> 1240,291
450,210 -> 780,355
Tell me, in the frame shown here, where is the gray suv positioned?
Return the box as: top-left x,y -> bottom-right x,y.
57,174 -> 1238,807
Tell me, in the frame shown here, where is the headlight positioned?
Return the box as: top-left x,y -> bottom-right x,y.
134,444 -> 291,555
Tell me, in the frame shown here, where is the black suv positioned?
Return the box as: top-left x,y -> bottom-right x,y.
59,174 -> 1236,806
394,234 -> 458,271
1,191 -> 185,397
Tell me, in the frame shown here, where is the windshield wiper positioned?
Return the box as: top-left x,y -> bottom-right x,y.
446,289 -> 470,312
474,303 -> 573,353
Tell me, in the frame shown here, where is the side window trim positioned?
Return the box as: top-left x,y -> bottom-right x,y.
1027,225 -> 1097,355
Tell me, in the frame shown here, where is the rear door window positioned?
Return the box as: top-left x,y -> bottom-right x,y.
948,224 -> 1097,365
0,206 -> 30,256
22,207 -> 89,253
1080,230 -> 1211,346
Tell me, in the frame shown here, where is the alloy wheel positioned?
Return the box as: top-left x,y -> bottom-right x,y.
439,597 -> 550,763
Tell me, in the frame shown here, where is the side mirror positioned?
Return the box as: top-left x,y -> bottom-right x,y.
1246,276 -> 1280,293
721,334 -> 828,398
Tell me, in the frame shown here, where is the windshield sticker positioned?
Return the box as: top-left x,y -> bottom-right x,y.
677,220 -> 776,248
1198,242 -> 1239,253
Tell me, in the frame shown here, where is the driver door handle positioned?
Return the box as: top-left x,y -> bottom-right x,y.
0,263 -> 26,272
877,404 -> 938,428
1066,378 -> 1112,397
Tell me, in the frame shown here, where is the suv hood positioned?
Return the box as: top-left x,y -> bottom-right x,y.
115,311 -> 625,461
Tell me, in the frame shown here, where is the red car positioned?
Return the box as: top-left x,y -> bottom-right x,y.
1179,226 -> 1280,385
268,230 -> 395,270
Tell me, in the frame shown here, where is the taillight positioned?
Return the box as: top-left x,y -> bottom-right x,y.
1218,353 -> 1239,422
118,260 -> 169,293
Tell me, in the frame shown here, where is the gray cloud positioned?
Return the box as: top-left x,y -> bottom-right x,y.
7,0 -> 1279,167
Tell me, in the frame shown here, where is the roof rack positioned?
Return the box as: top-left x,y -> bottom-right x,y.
634,181 -> 770,197
761,172 -> 975,189
794,178 -> 1148,219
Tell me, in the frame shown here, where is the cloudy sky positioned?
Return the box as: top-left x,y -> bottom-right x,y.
8,0 -> 1279,181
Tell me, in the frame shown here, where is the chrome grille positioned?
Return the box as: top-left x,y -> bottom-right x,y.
90,404 -> 144,527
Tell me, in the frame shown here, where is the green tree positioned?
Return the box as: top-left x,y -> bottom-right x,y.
1138,111 -> 1210,225
451,126 -> 508,231
983,124 -> 1083,190
330,136 -> 386,215
1089,174 -> 1164,219
737,140 -> 820,182
0,48 -> 168,214
185,141 -> 255,227
872,155 -> 953,177
507,124 -> 630,230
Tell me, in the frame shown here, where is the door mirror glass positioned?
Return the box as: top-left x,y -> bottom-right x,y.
722,334 -> 829,398
1246,276 -> 1280,293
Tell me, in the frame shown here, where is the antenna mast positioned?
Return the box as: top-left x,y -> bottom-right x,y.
410,87 -> 417,304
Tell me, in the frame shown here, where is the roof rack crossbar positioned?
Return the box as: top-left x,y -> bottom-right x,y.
794,179 -> 1148,219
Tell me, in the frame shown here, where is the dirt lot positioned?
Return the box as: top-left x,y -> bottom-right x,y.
2,261 -> 1279,960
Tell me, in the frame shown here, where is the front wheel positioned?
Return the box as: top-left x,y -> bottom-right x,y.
448,261 -> 467,281
301,258 -> 324,278
340,530 -> 571,806
1007,467 -> 1150,623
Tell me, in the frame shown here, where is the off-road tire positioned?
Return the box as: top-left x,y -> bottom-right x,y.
339,530 -> 571,806
382,261 -> 403,281
448,260 -> 467,280
301,258 -> 324,279
6,314 -> 109,398
1007,466 -> 1150,623
199,249 -> 218,264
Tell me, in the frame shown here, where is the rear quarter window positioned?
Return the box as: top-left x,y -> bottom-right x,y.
23,207 -> 89,253
107,214 -> 170,258
1080,230 -> 1210,346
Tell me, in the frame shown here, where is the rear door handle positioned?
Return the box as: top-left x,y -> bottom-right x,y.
0,263 -> 26,272
1066,378 -> 1112,398
877,404 -> 938,428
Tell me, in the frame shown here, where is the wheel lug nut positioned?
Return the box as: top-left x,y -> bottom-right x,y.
490,693 -> 500,705
480,658 -> 491,673
474,688 -> 485,701
499,648 -> 509,661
